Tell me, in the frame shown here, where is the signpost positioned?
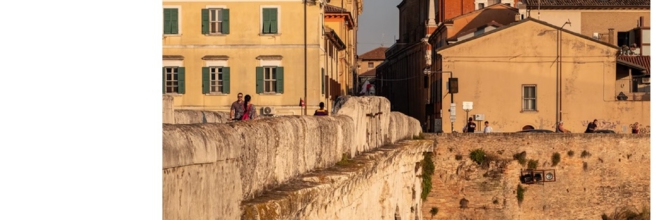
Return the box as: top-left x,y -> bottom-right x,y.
463,101 -> 473,128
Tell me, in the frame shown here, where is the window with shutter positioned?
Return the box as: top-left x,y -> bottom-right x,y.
163,8 -> 179,34
262,8 -> 278,34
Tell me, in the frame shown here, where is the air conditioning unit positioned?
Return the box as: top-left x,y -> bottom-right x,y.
261,106 -> 276,117
641,77 -> 650,84
473,114 -> 485,121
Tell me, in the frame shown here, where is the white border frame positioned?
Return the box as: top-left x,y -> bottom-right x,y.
163,5 -> 182,36
260,5 -> 281,35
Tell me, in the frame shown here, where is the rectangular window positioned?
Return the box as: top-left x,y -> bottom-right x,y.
164,67 -> 178,93
368,62 -> 374,68
163,66 -> 185,94
202,8 -> 229,34
256,66 -> 283,94
202,66 -> 230,94
522,85 -> 537,111
264,67 -> 277,93
262,8 -> 278,34
163,8 -> 179,34
210,67 -> 223,92
210,9 -> 223,34
478,3 -> 484,9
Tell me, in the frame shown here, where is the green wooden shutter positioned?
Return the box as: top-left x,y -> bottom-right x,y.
222,67 -> 230,94
256,67 -> 264,94
201,9 -> 209,34
165,9 -> 179,34
269,9 -> 278,33
321,68 -> 325,94
276,67 -> 284,93
163,9 -> 171,34
178,67 -> 186,94
262,9 -> 269,33
202,67 -> 210,94
221,9 -> 230,34
162,67 -> 166,94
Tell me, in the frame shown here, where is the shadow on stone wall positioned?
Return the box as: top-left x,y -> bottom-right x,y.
163,96 -> 422,220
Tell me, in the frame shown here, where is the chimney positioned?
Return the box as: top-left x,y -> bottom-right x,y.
639,16 -> 645,28
608,28 -> 614,45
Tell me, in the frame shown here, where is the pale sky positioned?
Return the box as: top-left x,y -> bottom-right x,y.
357,0 -> 401,55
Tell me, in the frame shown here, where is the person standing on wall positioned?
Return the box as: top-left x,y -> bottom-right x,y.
314,102 -> 329,116
483,121 -> 493,133
556,121 -> 570,133
584,119 -> 598,133
241,95 -> 256,120
632,122 -> 640,134
230,92 -> 244,121
463,117 -> 477,133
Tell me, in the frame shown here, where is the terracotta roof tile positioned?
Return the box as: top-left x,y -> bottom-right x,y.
524,0 -> 649,8
618,55 -> 651,74
325,5 -> 349,13
358,47 -> 388,60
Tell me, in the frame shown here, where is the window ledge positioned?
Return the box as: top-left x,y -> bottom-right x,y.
163,34 -> 182,37
206,34 -> 228,36
260,33 -> 281,36
259,93 -> 282,96
205,93 -> 229,96
164,93 -> 183,97
520,110 -> 539,113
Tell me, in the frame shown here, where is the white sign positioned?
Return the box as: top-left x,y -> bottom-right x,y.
450,115 -> 456,122
463,101 -> 473,110
450,103 -> 456,116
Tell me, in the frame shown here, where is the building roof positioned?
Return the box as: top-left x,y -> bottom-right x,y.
523,0 -> 650,9
444,3 -> 518,24
618,56 -> 650,74
359,47 -> 388,60
325,5 -> 349,13
360,68 -> 377,77
451,21 -> 505,41
324,26 -> 346,50
437,18 -> 618,53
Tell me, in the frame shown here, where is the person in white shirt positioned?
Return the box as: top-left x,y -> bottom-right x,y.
483,121 -> 493,133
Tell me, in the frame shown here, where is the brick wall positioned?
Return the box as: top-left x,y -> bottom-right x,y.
422,133 -> 650,220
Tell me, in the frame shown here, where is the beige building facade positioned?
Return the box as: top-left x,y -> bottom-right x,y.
435,19 -> 650,133
520,0 -> 650,52
162,0 -> 361,116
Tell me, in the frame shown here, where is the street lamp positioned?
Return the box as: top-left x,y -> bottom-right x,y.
424,70 -> 456,133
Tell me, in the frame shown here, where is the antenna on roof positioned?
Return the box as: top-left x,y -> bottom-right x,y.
381,33 -> 384,47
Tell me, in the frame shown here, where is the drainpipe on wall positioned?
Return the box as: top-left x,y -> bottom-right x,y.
303,0 -> 308,115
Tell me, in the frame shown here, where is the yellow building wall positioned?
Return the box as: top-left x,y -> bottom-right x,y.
437,20 -> 650,133
163,1 -> 326,116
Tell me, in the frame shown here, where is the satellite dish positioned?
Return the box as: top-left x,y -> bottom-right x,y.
264,107 -> 272,115
545,172 -> 554,181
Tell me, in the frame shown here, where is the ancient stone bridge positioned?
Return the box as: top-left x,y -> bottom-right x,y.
162,96 -> 649,220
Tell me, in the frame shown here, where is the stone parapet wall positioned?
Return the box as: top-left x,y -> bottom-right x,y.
172,110 -> 230,124
163,96 -> 423,220
422,133 -> 650,220
241,140 -> 435,220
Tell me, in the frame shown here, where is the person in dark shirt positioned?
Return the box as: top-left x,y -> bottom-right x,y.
314,102 -> 329,116
584,119 -> 598,133
463,117 -> 477,133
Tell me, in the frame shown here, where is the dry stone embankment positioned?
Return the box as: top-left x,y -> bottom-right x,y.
423,133 -> 650,220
